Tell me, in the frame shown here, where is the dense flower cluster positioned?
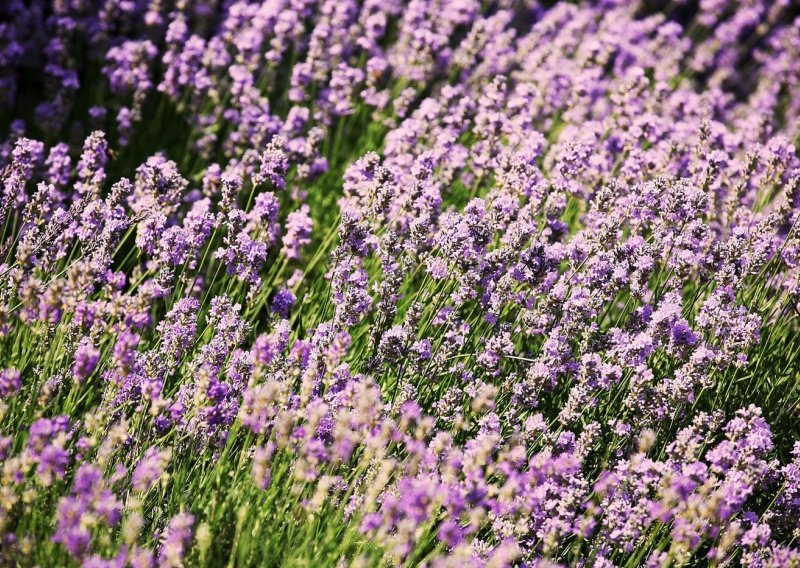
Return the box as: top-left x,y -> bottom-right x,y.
1,0 -> 800,565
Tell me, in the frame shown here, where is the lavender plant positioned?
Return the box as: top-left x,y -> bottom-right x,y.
1,0 -> 800,566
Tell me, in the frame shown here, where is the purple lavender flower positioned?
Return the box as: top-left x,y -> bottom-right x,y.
74,131 -> 108,197
281,204 -> 313,260
132,447 -> 171,492
52,464 -> 122,560
72,337 -> 100,382
0,367 -> 21,397
254,136 -> 289,190
157,298 -> 200,361
271,288 -> 296,319
158,513 -> 194,567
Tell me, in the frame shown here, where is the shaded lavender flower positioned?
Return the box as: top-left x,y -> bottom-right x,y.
281,204 -> 313,260
2,137 -> 44,213
271,288 -> 296,319
25,416 -> 71,485
132,447 -> 171,492
112,331 -> 140,371
104,40 -> 157,96
157,298 -> 200,361
72,337 -> 100,382
158,512 -> 194,568
74,131 -> 108,198
52,464 -> 122,560
216,217 -> 269,285
254,136 -> 289,190
0,367 -> 21,397
251,320 -> 292,368
45,142 -> 71,190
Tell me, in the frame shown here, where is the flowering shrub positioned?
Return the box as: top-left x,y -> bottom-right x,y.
1,0 -> 800,565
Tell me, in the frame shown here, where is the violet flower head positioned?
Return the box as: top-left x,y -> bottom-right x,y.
254,136 -> 289,190
0,367 -> 21,397
158,512 -> 194,568
271,288 -> 296,318
132,447 -> 171,493
157,298 -> 201,361
72,337 -> 100,383
281,204 -> 313,260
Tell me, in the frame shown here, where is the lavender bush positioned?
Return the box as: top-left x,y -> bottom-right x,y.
1,0 -> 800,565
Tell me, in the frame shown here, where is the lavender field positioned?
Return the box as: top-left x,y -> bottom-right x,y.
1,0 -> 800,566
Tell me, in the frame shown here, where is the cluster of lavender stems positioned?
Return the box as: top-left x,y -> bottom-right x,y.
2,0 -> 800,566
